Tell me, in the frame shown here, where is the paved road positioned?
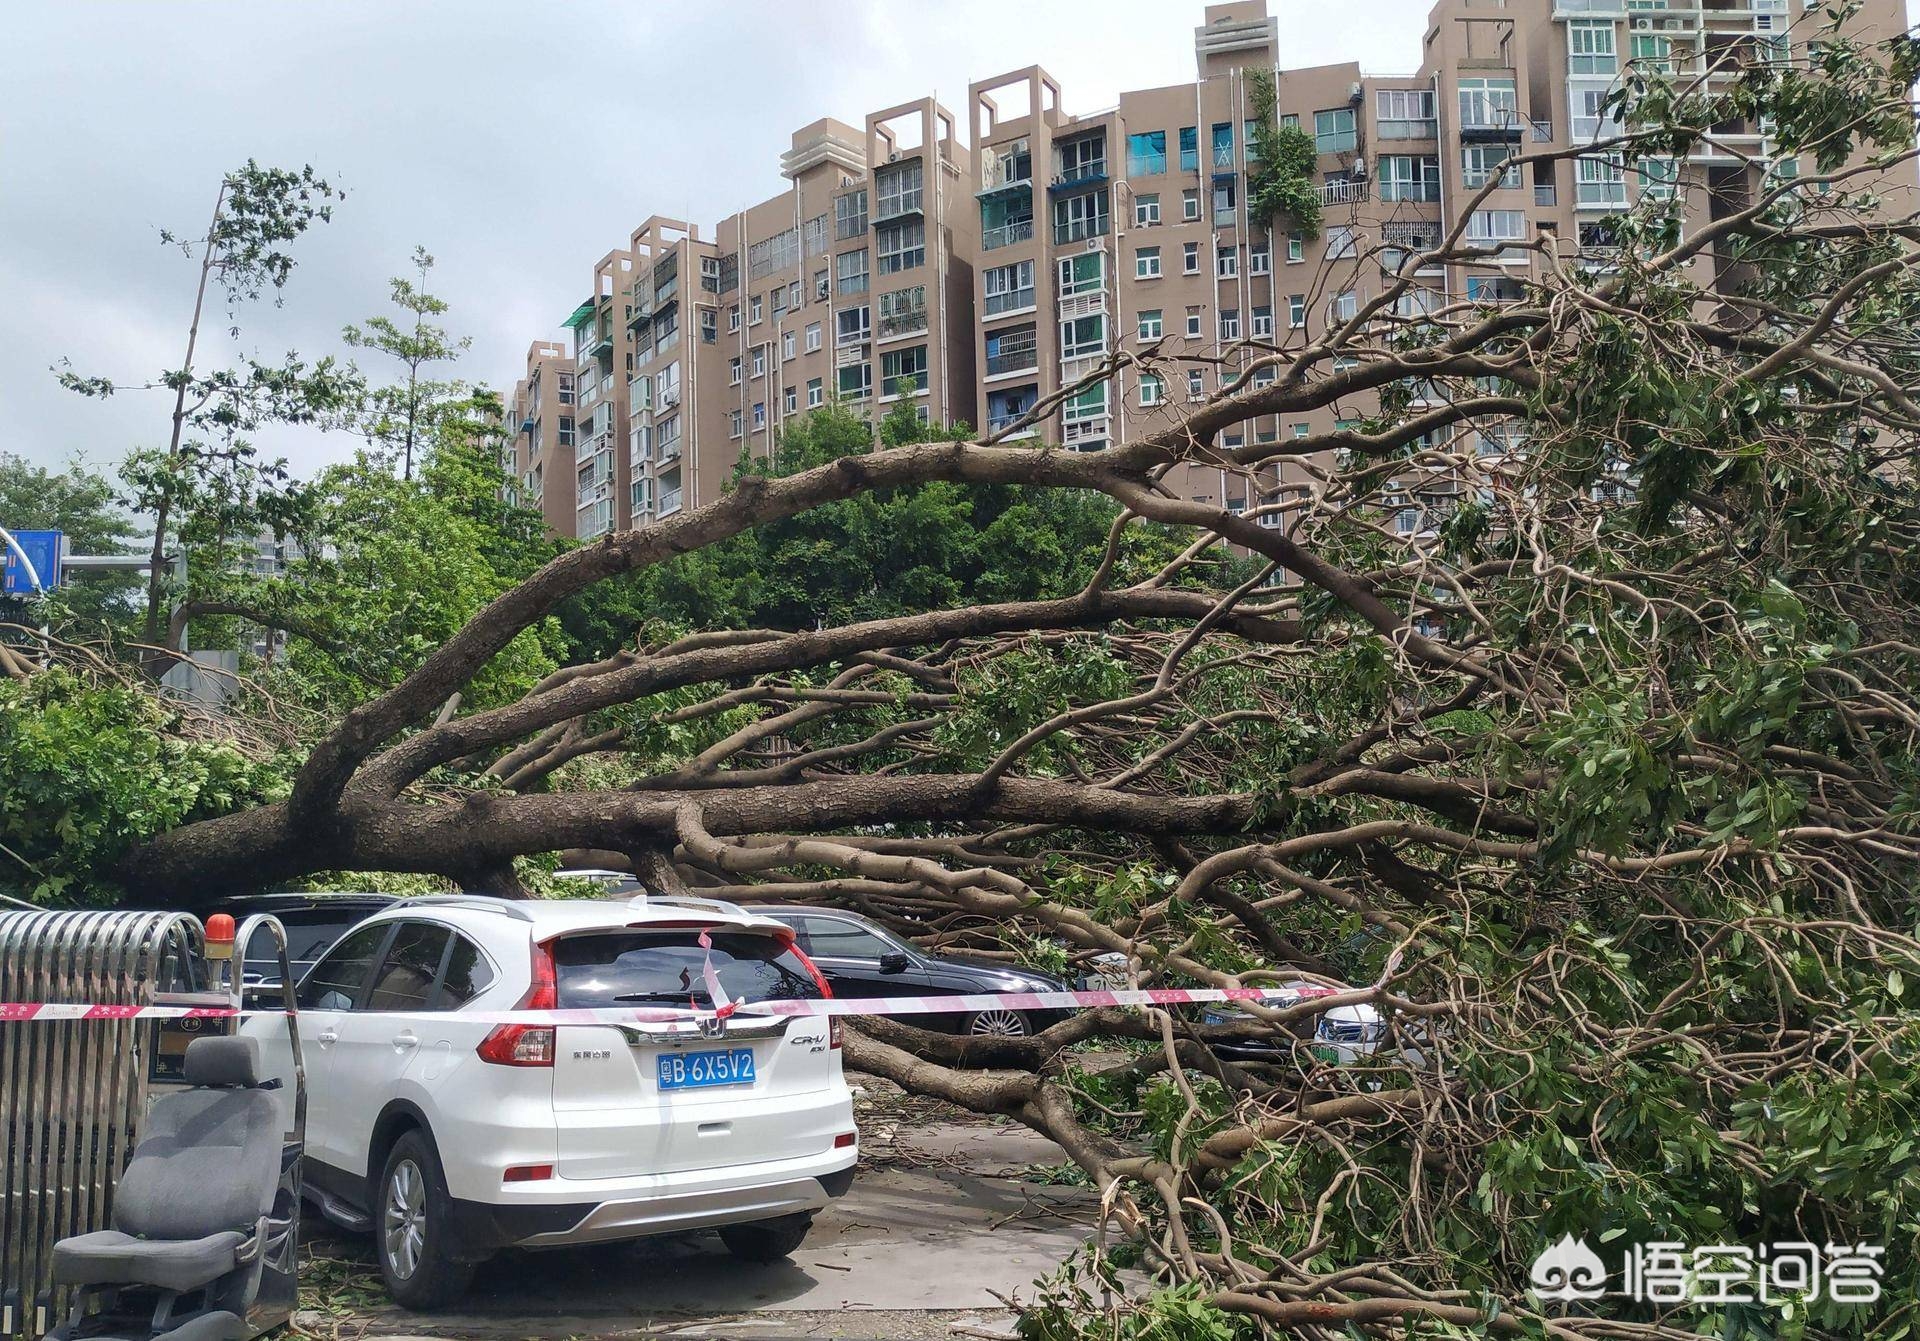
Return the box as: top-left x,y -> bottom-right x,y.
304,1118 -> 1097,1341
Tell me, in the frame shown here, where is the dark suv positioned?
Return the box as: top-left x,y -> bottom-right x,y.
754,905 -> 1084,1036
196,891 -> 400,987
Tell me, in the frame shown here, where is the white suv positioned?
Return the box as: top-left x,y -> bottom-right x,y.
247,895 -> 856,1308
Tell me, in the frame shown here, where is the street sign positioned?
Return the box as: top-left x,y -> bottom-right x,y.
1,529 -> 63,594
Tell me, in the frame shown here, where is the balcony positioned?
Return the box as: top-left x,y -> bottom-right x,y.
1057,292 -> 1107,322
987,409 -> 1037,435
1048,163 -> 1108,194
985,346 -> 1038,378
657,434 -> 683,464
657,487 -> 683,517
1553,0 -> 1626,11
878,308 -> 929,340
1053,215 -> 1110,246
835,341 -> 869,367
874,192 -> 924,224
984,285 -> 1035,317
1460,108 -> 1524,141
982,219 -> 1035,251
1063,417 -> 1109,446
1316,179 -> 1370,207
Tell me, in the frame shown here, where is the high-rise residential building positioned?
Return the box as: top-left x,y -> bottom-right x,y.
509,0 -> 1913,539
500,340 -> 577,535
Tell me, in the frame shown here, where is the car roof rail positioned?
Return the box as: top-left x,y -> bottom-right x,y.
405,895 -> 538,923
628,893 -> 753,919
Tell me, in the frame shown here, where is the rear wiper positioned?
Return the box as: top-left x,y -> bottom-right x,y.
612,990 -> 711,1005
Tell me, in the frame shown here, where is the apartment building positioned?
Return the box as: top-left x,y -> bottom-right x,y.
500,340 -> 577,536
511,0 -> 1911,539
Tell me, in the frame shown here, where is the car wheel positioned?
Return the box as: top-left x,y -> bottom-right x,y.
377,1130 -> 475,1310
718,1212 -> 814,1262
966,1008 -> 1030,1037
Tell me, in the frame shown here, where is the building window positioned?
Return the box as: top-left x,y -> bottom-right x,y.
835,190 -> 868,240
984,259 -> 1036,315
750,295 -> 764,324
1137,308 -> 1163,340
876,218 -> 924,273
751,346 -> 766,378
1060,313 -> 1106,359
1287,233 -> 1304,263
1178,125 -> 1198,172
782,330 -> 796,360
727,305 -> 740,333
984,323 -> 1038,376
838,363 -> 872,399
1051,191 -> 1109,245
1185,309 -> 1203,338
837,249 -> 870,296
1576,155 -> 1628,207
881,344 -> 929,395
1568,20 -> 1618,75
1249,238 -> 1270,275
1182,188 -> 1200,221
814,268 -> 830,302
1186,368 -> 1204,398
1376,88 -> 1436,139
1219,308 -> 1241,339
558,415 -> 575,447
1139,373 -> 1164,406
1126,130 -> 1167,176
1458,78 -> 1518,131
747,227 -> 799,280
729,409 -> 743,439
835,305 -> 871,344
806,377 -> 824,407
1216,247 -> 1238,278
1183,241 -> 1200,273
878,285 -> 928,338
1329,290 -> 1358,322
784,385 -> 797,414
729,357 -> 742,386
875,158 -> 924,219
1314,107 -> 1356,154
1325,225 -> 1358,259
700,308 -> 717,343
1056,131 -> 1106,182
1210,122 -> 1235,169
753,401 -> 766,430
1467,209 -> 1528,242
1379,155 -> 1441,202
1136,246 -> 1162,279
772,284 -> 788,317
1211,175 -> 1237,225
1134,193 -> 1161,227
1058,251 -> 1104,296
806,322 -> 822,352
1251,305 -> 1273,336
1461,144 -> 1520,189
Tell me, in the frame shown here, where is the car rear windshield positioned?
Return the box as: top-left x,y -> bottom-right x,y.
550,930 -> 823,1009
245,912 -> 367,965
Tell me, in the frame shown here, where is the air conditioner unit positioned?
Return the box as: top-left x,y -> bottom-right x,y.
1662,17 -> 1687,28
887,151 -> 902,163
660,386 -> 680,407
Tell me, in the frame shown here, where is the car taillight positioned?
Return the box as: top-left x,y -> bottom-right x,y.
478,939 -> 558,1067
829,1015 -> 843,1050
791,945 -> 833,1000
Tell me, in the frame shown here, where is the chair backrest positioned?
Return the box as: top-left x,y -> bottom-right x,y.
111,1038 -> 283,1241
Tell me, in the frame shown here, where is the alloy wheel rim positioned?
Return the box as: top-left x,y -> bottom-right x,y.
384,1158 -> 425,1279
969,1009 -> 1027,1036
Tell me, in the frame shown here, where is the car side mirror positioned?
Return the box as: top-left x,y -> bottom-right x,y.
878,952 -> 911,975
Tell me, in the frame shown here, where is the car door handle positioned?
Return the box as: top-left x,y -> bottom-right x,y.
391,1033 -> 419,1050
315,1029 -> 339,1047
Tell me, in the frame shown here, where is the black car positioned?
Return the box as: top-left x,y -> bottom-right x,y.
754,905 -> 1077,1037
195,891 -> 401,987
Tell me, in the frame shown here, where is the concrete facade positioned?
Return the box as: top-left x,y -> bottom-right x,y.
507,0 -> 1913,538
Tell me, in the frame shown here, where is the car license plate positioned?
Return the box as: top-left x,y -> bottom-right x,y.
657,1047 -> 756,1090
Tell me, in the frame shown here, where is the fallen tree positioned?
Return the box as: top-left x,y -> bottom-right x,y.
16,26 -> 1920,1339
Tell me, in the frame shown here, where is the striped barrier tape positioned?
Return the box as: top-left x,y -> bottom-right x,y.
0,983 -> 1344,1026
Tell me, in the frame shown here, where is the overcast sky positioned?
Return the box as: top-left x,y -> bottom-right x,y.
2,0 -> 1422,480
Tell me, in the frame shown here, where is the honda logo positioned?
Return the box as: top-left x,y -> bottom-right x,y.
698,1015 -> 727,1040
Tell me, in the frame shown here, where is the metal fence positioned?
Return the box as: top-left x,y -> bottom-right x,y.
0,911 -> 208,1339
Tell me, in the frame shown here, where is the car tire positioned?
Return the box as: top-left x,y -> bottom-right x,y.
376,1130 -> 475,1310
717,1212 -> 814,1262
965,1007 -> 1030,1037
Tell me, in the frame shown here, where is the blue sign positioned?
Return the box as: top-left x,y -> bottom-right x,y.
2,529 -> 62,594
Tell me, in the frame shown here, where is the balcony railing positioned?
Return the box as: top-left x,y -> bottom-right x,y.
874,191 -> 924,222
1316,179 -> 1370,206
1053,215 -> 1109,245
878,309 -> 928,339
982,219 -> 1035,251
1053,160 -> 1107,187
984,285 -> 1036,316
657,488 -> 683,516
985,348 -> 1039,377
988,409 -> 1037,433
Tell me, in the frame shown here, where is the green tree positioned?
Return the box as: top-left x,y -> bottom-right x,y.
342,246 -> 472,480
53,161 -> 353,656
0,452 -> 141,633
